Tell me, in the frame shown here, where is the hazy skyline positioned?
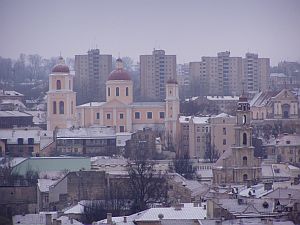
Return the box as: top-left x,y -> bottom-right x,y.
1,0 -> 300,65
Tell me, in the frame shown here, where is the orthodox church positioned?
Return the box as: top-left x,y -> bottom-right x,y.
212,94 -> 262,185
47,57 -> 179,146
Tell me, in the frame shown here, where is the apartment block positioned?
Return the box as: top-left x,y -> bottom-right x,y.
75,49 -> 112,104
190,52 -> 269,96
140,49 -> 176,101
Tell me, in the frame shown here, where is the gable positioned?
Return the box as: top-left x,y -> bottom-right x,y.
273,89 -> 297,101
101,99 -> 131,109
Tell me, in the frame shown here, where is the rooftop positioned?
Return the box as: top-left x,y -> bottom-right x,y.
56,126 -> 116,139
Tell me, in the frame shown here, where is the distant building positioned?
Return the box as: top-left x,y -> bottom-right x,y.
0,111 -> 33,129
250,89 -> 299,120
212,94 -> 262,184
140,49 -> 176,101
74,49 -> 112,103
189,52 -> 270,96
47,57 -> 180,149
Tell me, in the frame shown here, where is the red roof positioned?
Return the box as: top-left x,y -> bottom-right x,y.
108,69 -> 131,81
52,64 -> 70,73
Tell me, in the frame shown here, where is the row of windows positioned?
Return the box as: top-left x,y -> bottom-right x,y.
95,111 -> 165,120
108,87 -> 129,97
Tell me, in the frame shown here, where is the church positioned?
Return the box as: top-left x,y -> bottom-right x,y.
46,57 -> 179,146
212,94 -> 262,185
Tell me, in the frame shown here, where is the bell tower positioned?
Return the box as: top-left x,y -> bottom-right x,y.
47,57 -> 76,131
165,78 -> 179,150
231,94 -> 261,183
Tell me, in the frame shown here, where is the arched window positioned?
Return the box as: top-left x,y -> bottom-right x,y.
126,87 -> 129,96
53,101 -> 57,114
59,101 -> 64,114
69,80 -> 71,90
243,156 -> 247,166
116,87 -> 119,96
243,174 -> 248,181
243,115 -> 247,124
56,80 -> 61,90
108,87 -> 110,96
243,133 -> 247,145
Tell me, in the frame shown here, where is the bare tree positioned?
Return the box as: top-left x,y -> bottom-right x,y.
172,156 -> 196,180
127,153 -> 168,212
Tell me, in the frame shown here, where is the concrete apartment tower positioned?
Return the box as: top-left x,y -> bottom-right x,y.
140,49 -> 176,101
47,57 -> 76,131
212,93 -> 261,184
165,78 -> 180,150
75,49 -> 112,104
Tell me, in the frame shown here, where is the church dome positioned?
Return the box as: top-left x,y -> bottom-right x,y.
52,56 -> 70,73
107,58 -> 131,81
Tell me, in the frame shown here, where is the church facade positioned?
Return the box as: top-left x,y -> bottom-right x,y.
212,95 -> 262,184
47,57 -> 179,147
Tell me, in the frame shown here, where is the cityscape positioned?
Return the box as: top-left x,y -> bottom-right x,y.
0,1 -> 300,225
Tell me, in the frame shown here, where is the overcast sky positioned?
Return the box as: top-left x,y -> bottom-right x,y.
1,0 -> 300,65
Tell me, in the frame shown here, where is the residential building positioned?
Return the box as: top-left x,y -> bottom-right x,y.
189,52 -> 270,96
212,94 -> 262,184
74,49 -> 112,103
140,49 -> 176,101
0,111 -> 33,129
55,126 -> 117,156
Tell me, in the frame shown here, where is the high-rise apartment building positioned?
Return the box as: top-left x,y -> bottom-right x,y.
243,53 -> 270,93
75,49 -> 112,104
190,52 -> 269,96
140,49 -> 176,101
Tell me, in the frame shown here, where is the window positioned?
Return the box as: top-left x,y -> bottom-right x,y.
116,87 -> 120,96
223,127 -> 226,135
59,101 -> 64,114
71,101 -> 73,114
17,138 -> 23,145
243,174 -> 248,181
69,80 -> 71,90
56,80 -> 61,90
120,126 -> 125,132
135,112 -> 140,119
223,139 -> 226,145
243,156 -> 247,166
28,138 -> 34,145
197,136 -> 201,142
120,113 -> 124,119
160,112 -> 165,119
126,87 -> 129,96
96,112 -> 100,119
108,87 -> 110,96
53,101 -> 57,114
147,112 -> 152,119
107,113 -> 111,119
243,133 -> 247,145
243,115 -> 247,124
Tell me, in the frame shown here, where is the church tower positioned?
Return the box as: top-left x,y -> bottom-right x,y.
165,78 -> 180,150
212,94 -> 261,184
47,57 -> 76,131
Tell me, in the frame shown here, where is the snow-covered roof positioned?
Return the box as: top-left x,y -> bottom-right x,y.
77,102 -> 106,107
214,113 -> 234,118
38,179 -> 58,192
264,134 -> 300,146
56,126 -> 116,139
192,116 -> 210,124
179,116 -> 192,124
0,90 -> 24,96
0,110 -> 32,117
0,128 -> 42,144
207,96 -> 239,101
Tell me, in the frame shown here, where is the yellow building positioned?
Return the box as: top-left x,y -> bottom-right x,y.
47,58 -> 179,148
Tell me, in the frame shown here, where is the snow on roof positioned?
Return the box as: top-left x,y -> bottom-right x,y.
179,116 -> 192,123
192,116 -> 210,124
0,99 -> 26,108
135,203 -> 207,221
56,126 -> 116,139
0,90 -> 24,96
0,110 -> 32,117
0,128 -> 41,144
77,102 -> 106,107
0,157 -> 27,168
38,179 -> 58,192
25,110 -> 46,124
214,113 -> 234,118
270,73 -> 287,78
207,96 -> 239,101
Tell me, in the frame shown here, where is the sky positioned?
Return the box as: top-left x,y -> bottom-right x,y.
0,0 -> 300,65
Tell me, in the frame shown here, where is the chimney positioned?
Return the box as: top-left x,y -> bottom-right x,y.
107,213 -> 112,224
123,216 -> 127,223
45,214 -> 52,225
174,203 -> 184,210
203,204 -> 207,210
